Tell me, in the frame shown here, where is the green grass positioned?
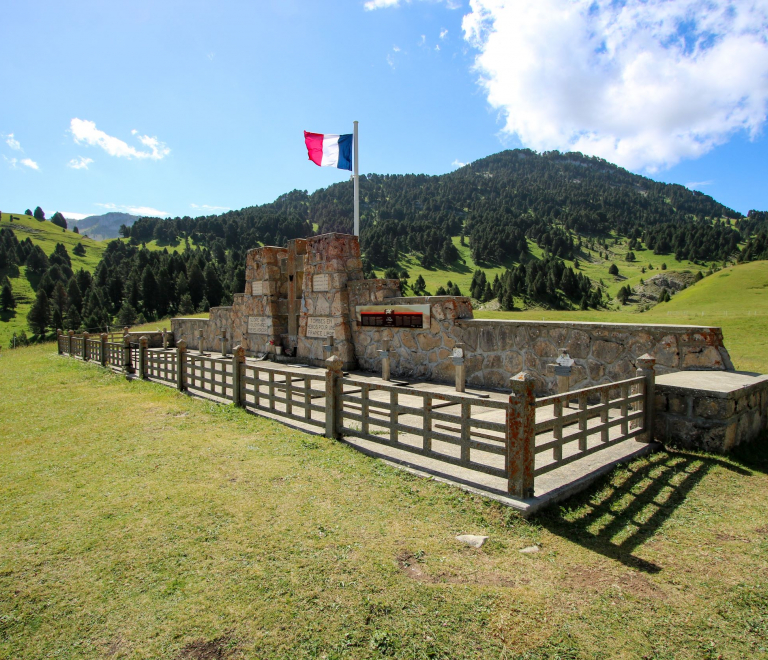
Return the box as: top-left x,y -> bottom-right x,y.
1,344 -> 767,658
114,236 -> 199,253
476,260 -> 768,374
0,213 -> 108,347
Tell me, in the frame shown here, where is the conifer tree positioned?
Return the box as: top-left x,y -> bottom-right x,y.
27,288 -> 50,336
0,279 -> 15,311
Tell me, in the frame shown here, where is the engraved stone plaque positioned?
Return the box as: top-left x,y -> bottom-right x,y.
306,317 -> 335,338
313,273 -> 330,292
252,280 -> 264,296
247,316 -> 271,334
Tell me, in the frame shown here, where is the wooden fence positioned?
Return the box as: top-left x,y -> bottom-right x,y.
56,331 -> 657,499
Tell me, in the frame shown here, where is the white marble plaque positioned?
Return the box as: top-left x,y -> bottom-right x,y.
247,316 -> 271,334
313,273 -> 330,292
306,316 -> 335,338
252,280 -> 264,296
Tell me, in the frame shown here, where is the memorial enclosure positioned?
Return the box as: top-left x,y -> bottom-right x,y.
58,233 -> 768,510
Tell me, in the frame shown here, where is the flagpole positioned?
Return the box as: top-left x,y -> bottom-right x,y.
353,120 -> 359,237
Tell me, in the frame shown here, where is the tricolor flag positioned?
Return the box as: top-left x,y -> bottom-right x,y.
303,131 -> 353,171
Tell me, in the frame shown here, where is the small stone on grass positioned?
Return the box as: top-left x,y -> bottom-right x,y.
456,534 -> 488,548
519,545 -> 540,554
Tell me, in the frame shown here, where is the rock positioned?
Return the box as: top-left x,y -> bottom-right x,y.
456,534 -> 488,548
519,545 -> 540,554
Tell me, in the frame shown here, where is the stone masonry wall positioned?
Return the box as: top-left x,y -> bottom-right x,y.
655,376 -> 768,452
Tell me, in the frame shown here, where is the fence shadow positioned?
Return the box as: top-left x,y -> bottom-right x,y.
536,447 -> 759,574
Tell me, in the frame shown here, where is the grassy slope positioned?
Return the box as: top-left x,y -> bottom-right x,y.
477,260 -> 768,373
0,345 -> 767,658
0,213 -> 107,346
114,236 -> 199,253
374,235 -> 705,302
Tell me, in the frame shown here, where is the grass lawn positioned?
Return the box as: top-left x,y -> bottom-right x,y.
1,344 -> 767,658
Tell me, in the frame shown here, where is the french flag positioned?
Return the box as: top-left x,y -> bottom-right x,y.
304,131 -> 353,171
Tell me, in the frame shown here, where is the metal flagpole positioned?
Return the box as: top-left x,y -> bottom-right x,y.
353,120 -> 359,237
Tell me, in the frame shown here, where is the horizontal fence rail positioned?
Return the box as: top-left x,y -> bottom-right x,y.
56,331 -> 658,500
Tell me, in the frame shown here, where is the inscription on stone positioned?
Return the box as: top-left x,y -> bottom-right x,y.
252,280 -> 264,296
247,316 -> 271,334
313,273 -> 330,292
306,317 -> 335,338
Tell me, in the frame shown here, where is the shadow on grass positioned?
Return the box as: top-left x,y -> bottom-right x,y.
536,441 -> 767,574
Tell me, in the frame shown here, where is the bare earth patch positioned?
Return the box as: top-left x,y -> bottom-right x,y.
175,634 -> 235,660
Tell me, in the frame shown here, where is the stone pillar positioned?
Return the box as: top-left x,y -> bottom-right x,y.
219,330 -> 228,357
138,336 -> 148,379
56,329 -> 63,354
507,372 -> 536,499
452,344 -> 466,393
636,354 -> 657,443
162,327 -> 168,350
100,333 -> 108,367
123,335 -> 135,374
176,340 -> 187,391
298,233 -> 364,370
378,339 -> 391,381
67,330 -> 74,355
324,355 -> 343,439
82,332 -> 90,361
198,330 -> 205,355
232,345 -> 245,406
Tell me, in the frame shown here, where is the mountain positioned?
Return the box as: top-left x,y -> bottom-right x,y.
72,212 -> 138,241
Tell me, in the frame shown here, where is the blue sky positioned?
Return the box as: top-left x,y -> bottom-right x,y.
1,0 -> 767,221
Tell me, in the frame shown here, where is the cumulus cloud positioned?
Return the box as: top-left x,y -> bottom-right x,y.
4,133 -> 21,151
68,156 -> 94,170
462,0 -> 768,171
20,158 -> 39,170
686,180 -> 714,190
70,119 -> 170,160
96,202 -> 168,216
364,0 -> 402,9
440,28 -> 448,39
62,212 -> 89,220
452,159 -> 466,168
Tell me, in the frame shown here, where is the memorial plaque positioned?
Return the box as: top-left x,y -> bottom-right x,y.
306,316 -> 335,338
252,280 -> 264,296
356,304 -> 430,329
247,316 -> 271,334
313,273 -> 330,292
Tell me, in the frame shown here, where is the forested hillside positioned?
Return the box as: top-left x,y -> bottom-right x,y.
4,149 -> 768,341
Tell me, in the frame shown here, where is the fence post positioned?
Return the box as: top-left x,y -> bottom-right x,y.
138,336 -> 148,379
325,355 -> 343,439
67,330 -> 74,356
123,335 -> 135,374
378,339 -> 391,381
506,372 -> 536,499
452,343 -> 466,393
162,327 -> 168,350
82,332 -> 90,361
57,329 -> 63,355
636,354 -> 656,442
232,345 -> 245,406
176,340 -> 187,391
100,333 -> 108,367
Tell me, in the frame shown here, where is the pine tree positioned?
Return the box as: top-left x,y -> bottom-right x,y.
608,263 -> 619,276
188,262 -> 205,308
27,288 -> 50,336
141,267 -> 159,316
0,280 -> 15,311
204,263 -> 224,308
117,302 -> 138,326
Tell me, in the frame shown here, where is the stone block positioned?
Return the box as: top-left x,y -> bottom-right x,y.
693,396 -> 735,420
483,354 -> 502,370
417,333 -> 442,351
532,338 -> 557,358
681,345 -> 725,369
592,340 -> 622,363
503,351 -> 523,375
567,330 -> 590,359
484,370 -> 508,389
400,332 -> 418,351
668,395 -> 688,415
479,327 -> 497,353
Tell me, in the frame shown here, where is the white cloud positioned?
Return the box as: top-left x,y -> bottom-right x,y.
3,156 -> 18,168
685,180 -> 714,190
452,159 -> 466,168
70,119 -> 170,160
440,28 -> 448,39
463,0 -> 768,172
435,44 -> 440,51
393,45 -> 401,52
386,53 -> 396,69
190,203 -> 230,212
4,133 -> 21,151
96,202 -> 168,216
364,0 -> 402,9
62,212 -> 90,220
20,158 -> 39,170
418,34 -> 426,46
68,156 -> 94,170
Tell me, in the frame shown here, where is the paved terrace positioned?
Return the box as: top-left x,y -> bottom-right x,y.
142,349 -> 656,515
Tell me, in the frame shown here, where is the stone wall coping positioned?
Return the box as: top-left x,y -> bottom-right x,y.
656,371 -> 768,399
210,306 -> 233,311
456,318 -> 723,333
171,317 -> 209,321
383,296 -> 472,305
